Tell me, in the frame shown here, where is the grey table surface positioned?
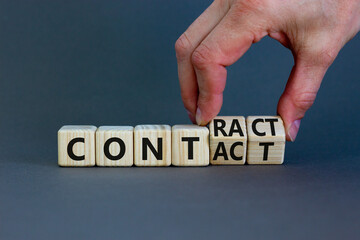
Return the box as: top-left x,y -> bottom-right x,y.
0,1 -> 359,239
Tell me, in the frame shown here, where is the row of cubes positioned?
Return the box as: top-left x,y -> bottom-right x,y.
58,116 -> 286,167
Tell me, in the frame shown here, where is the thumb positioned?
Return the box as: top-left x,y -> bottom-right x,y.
277,53 -> 333,141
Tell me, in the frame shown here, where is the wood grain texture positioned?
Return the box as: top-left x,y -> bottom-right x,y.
172,125 -> 209,166
134,125 -> 171,166
246,116 -> 285,164
58,125 -> 96,167
96,126 -> 133,167
209,116 -> 247,165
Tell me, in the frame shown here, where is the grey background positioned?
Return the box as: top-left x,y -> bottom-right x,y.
0,0 -> 359,239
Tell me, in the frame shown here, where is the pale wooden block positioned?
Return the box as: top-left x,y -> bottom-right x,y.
246,116 -> 285,164
96,126 -> 133,167
134,125 -> 171,166
209,116 -> 247,165
58,125 -> 96,167
172,125 -> 209,166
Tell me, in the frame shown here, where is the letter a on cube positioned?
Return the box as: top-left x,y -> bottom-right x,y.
209,116 -> 247,165
58,125 -> 96,167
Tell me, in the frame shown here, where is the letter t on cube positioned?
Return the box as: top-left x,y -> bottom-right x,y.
172,125 -> 209,166
246,116 -> 285,164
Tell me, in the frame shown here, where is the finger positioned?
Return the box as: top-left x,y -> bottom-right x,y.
192,7 -> 267,125
175,0 -> 230,122
277,54 -> 333,141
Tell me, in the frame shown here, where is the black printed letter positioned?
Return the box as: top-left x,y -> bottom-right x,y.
265,118 -> 278,136
214,119 -> 227,137
230,142 -> 243,160
182,137 -> 200,159
213,142 -> 228,160
229,119 -> 244,137
104,137 -> 126,161
67,137 -> 85,161
142,138 -> 163,160
252,119 -> 266,136
259,142 -> 274,160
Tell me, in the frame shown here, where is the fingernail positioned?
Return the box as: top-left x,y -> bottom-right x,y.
195,108 -> 202,125
289,119 -> 301,142
187,110 -> 196,124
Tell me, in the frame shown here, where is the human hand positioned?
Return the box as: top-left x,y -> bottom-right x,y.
175,0 -> 360,141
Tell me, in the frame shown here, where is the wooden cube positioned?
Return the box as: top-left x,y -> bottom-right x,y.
96,126 -> 134,167
58,125 -> 96,167
209,116 -> 247,165
246,116 -> 285,164
172,125 -> 209,166
134,125 -> 171,166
